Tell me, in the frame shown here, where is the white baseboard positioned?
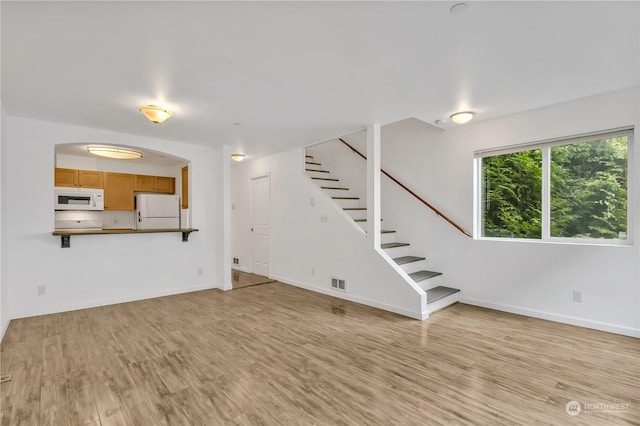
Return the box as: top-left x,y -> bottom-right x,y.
460,297 -> 640,338
0,318 -> 10,344
9,283 -> 220,321
271,274 -> 423,320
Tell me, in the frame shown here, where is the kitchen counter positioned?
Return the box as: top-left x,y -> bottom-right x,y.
52,228 -> 199,247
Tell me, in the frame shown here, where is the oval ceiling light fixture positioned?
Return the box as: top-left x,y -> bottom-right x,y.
231,154 -> 245,162
450,111 -> 475,124
87,146 -> 143,160
139,105 -> 172,124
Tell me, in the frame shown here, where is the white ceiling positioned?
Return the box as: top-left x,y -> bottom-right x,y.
2,1 -> 639,159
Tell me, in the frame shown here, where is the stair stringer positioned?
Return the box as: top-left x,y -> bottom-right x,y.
293,172 -> 426,319
303,167 -> 429,319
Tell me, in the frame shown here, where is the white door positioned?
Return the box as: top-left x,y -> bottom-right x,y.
251,175 -> 270,277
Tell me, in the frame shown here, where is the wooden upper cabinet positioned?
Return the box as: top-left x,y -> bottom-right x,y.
155,176 -> 175,194
78,170 -> 103,188
54,168 -> 78,187
181,166 -> 189,209
55,168 -> 103,188
134,174 -> 175,194
104,172 -> 135,210
134,175 -> 155,192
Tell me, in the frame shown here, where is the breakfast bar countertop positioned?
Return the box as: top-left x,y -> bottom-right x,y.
52,228 -> 199,248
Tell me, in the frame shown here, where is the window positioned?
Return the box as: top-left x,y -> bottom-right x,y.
477,128 -> 632,243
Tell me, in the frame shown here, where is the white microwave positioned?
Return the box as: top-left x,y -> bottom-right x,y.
54,187 -> 104,211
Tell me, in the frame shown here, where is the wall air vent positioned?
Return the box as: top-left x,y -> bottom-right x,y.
331,277 -> 346,291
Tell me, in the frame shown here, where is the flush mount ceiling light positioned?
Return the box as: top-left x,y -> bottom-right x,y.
139,105 -> 172,124
450,111 -> 475,124
87,146 -> 143,160
231,154 -> 245,162
450,3 -> 468,15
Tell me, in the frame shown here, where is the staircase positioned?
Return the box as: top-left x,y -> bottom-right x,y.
305,154 -> 460,313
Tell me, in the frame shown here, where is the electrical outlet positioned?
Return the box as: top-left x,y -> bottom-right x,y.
37,285 -> 46,296
310,197 -> 315,206
311,268 -> 315,276
573,290 -> 583,303
197,267 -> 203,276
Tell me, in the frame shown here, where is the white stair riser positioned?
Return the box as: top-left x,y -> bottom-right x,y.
380,232 -> 396,245
381,245 -> 411,258
305,170 -> 332,178
333,198 -> 362,209
322,188 -> 352,197
427,292 -> 460,313
344,209 -> 367,220
398,259 -> 429,274
415,274 -> 444,291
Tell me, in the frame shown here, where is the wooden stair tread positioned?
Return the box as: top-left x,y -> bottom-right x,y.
393,256 -> 425,265
332,196 -> 359,200
409,270 -> 442,282
306,161 -> 321,165
381,242 -> 410,249
343,208 -> 366,211
305,155 -> 313,158
311,177 -> 339,181
381,230 -> 396,234
426,286 -> 460,304
321,187 -> 349,190
354,219 -> 383,222
306,169 -> 330,173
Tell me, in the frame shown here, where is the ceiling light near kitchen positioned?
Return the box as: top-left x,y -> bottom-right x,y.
231,154 -> 245,162
450,111 -> 475,124
139,105 -> 172,124
87,146 -> 143,160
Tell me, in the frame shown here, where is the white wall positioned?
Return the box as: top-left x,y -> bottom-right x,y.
0,102 -> 7,340
231,148 -> 424,318
305,132 -> 368,206
2,115 -> 227,320
371,87 -> 639,336
55,153 -> 180,177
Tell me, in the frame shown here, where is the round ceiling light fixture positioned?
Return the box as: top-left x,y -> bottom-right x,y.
450,111 -> 475,124
139,105 -> 172,124
87,146 -> 143,160
450,3 -> 468,15
231,154 -> 245,162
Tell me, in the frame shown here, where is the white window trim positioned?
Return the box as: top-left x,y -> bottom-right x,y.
474,127 -> 634,246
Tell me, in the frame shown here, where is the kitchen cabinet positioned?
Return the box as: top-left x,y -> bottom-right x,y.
134,175 -> 155,192
181,166 -> 189,209
78,170 -> 103,188
134,174 -> 175,194
155,176 -> 175,194
104,172 -> 135,210
54,168 -> 103,188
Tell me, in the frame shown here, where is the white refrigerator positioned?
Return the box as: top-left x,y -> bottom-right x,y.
135,194 -> 180,229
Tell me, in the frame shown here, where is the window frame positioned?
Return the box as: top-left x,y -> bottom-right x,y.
474,127 -> 634,246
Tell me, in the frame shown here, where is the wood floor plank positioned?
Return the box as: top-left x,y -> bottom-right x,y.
1,282 -> 639,425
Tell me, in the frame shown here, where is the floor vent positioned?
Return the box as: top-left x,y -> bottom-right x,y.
331,277 -> 346,291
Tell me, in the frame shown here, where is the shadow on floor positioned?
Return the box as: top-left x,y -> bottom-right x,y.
232,269 -> 277,289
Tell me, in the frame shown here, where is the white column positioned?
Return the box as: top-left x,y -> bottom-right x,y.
221,144 -> 233,290
366,124 -> 381,247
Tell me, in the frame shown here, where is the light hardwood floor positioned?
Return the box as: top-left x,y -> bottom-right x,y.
1,282 -> 638,425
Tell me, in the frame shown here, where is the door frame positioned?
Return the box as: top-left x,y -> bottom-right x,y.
250,173 -> 271,277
